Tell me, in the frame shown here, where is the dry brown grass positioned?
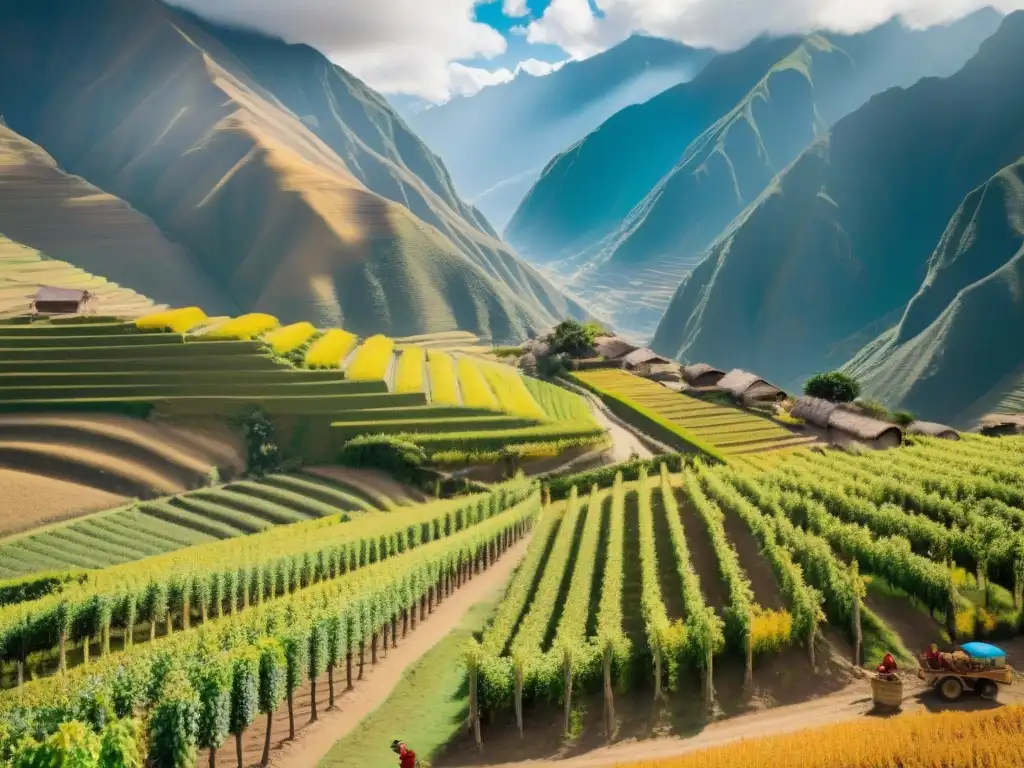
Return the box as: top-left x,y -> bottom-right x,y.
0,469 -> 123,537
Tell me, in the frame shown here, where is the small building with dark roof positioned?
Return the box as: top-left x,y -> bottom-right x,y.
594,336 -> 639,361
32,287 -> 96,315
791,396 -> 903,450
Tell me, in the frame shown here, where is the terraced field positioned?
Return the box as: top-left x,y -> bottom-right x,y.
0,240 -> 165,319
0,469 -> 406,578
0,308 -> 602,463
468,435 -> 1024,742
572,369 -> 817,458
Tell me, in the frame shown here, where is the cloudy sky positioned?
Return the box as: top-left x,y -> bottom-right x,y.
172,0 -> 1024,102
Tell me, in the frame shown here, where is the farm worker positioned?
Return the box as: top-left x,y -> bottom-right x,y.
924,644 -> 943,669
876,652 -> 898,674
391,740 -> 417,768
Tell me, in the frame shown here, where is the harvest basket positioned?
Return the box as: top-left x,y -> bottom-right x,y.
871,675 -> 903,708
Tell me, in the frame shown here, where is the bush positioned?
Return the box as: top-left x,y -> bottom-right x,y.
803,371 -> 861,403
891,410 -> 916,427
546,320 -> 600,357
855,397 -> 890,420
241,408 -> 282,477
338,435 -> 425,480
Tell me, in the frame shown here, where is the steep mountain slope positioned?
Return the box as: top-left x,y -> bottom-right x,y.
0,123 -> 233,314
651,12 -> 1024,412
510,13 -> 1002,338
407,36 -> 714,229
506,36 -> 800,260
0,0 -> 583,342
844,158 -> 1024,426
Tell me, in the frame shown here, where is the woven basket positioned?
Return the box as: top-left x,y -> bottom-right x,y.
871,676 -> 903,707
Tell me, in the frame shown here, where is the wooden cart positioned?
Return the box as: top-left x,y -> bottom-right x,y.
917,664 -> 1013,701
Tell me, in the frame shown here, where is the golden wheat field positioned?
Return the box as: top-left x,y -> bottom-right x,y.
617,706 -> 1024,768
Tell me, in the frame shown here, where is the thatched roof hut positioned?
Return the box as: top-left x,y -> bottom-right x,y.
790,396 -> 838,429
594,336 -> 638,360
828,409 -> 903,448
716,369 -> 787,404
907,421 -> 960,440
32,287 -> 96,314
622,348 -> 673,369
681,363 -> 726,388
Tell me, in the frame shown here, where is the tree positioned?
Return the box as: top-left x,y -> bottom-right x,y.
546,319 -> 600,357
803,372 -> 861,403
194,657 -> 231,768
307,621 -> 329,722
228,652 -> 259,768
282,627 -> 309,740
148,669 -> 200,768
257,640 -> 286,767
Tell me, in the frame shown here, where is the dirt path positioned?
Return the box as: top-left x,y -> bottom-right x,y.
719,508 -> 785,611
588,400 -> 653,462
464,670 -> 1024,768
206,533 -> 532,768
675,488 -> 729,614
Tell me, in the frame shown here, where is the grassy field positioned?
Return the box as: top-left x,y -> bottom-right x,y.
572,369 -> 816,457
0,469 -> 401,578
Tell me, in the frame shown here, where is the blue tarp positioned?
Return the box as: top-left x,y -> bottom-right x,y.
960,642 -> 1005,659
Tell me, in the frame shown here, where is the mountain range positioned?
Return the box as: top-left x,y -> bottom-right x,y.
506,11 -> 1002,339
651,10 -> 1024,426
0,0 -> 585,343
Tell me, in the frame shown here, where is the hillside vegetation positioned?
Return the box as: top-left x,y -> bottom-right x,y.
0,0 -> 584,343
652,11 -> 1024,412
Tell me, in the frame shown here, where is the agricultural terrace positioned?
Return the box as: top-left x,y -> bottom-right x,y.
0,307 -> 601,465
0,469 -> 413,579
0,479 -> 541,766
0,245 -> 165,320
571,368 -> 816,458
463,434 -> 1024,742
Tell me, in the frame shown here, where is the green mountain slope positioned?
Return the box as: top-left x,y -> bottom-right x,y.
0,0 -> 584,342
406,35 -> 714,230
651,11 -> 1024,411
510,13 -> 1001,338
844,158 -> 1024,426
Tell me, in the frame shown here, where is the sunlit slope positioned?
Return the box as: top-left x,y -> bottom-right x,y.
0,0 -> 583,342
844,158 -> 1024,426
652,12 -> 1024,399
0,124 -> 233,314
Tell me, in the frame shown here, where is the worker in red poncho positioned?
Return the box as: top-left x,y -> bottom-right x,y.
391,739 -> 417,768
876,652 -> 898,675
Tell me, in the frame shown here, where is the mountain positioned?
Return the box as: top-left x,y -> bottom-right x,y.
650,11 -> 1024,423
844,158 -> 1024,426
508,12 -> 1002,338
0,0 -> 585,342
0,122 -> 233,313
406,36 -> 714,230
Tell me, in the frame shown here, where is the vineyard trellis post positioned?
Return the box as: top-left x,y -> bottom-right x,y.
468,662 -> 482,750
851,561 -> 863,667
653,640 -> 662,701
807,624 -> 816,670
563,648 -> 573,736
603,644 -> 615,740
744,631 -> 753,691
703,645 -> 714,715
514,663 -> 524,738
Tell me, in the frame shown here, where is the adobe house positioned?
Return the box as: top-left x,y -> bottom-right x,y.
32,287 -> 97,315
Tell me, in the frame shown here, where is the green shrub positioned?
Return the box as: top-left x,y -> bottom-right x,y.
855,398 -> 891,420
338,436 -> 426,480
241,409 -> 283,477
12,721 -> 100,768
803,371 -> 861,403
891,410 -> 916,427
98,719 -> 143,768
546,320 -> 599,357
147,670 -> 199,768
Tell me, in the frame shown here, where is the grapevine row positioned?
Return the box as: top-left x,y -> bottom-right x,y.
0,481 -> 535,678
597,473 -> 630,666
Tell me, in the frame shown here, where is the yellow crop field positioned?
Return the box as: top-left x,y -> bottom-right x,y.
573,368 -> 813,456
347,334 -> 395,381
261,321 -> 316,354
134,306 -> 206,333
480,362 -> 546,420
305,328 -> 358,369
427,349 -> 459,405
202,312 -> 280,340
456,356 -> 498,410
615,705 -> 1024,767
394,346 -> 426,393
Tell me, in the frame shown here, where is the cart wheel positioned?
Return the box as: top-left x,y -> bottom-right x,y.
937,677 -> 963,702
977,680 -> 998,701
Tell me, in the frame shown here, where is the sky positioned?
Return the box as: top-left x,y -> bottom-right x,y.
172,0 -> 1024,102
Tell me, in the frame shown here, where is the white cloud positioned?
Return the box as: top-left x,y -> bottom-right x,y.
528,0 -> 1024,57
170,0 -> 507,102
442,58 -> 568,101
503,0 -> 531,18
